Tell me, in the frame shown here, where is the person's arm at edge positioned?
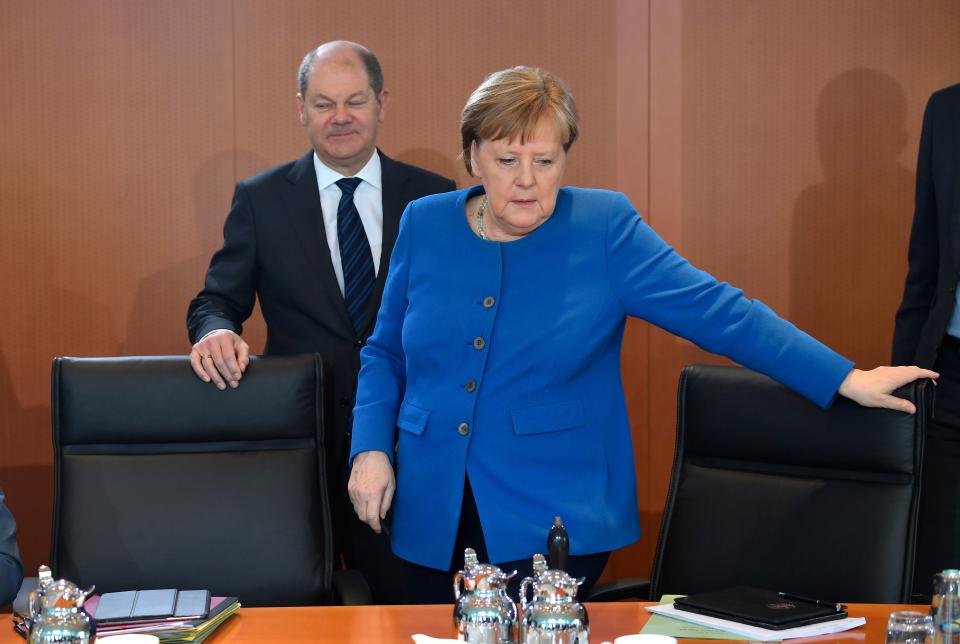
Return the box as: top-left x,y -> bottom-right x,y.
0,489 -> 24,607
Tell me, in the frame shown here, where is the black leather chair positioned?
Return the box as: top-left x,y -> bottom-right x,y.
50,354 -> 367,606
646,364 -> 930,603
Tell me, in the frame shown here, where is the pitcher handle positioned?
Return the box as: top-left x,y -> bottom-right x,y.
519,576 -> 535,611
453,570 -> 464,601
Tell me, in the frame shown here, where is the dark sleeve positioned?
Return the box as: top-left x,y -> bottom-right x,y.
893,91 -> 941,365
0,489 -> 24,606
186,182 -> 259,343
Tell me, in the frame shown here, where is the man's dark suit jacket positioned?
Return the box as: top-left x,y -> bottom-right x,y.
0,488 -> 23,606
894,83 -> 960,367
187,149 -> 454,601
188,149 -> 454,465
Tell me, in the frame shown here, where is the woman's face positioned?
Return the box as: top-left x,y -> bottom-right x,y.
471,116 -> 568,240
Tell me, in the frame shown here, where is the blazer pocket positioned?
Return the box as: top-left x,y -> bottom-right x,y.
397,401 -> 430,436
511,400 -> 586,436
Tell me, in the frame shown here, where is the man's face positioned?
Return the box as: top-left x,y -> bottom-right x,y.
297,51 -> 388,176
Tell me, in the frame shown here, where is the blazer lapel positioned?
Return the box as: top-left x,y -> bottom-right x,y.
951,133 -> 960,272
358,150 -> 406,337
283,151 -> 354,334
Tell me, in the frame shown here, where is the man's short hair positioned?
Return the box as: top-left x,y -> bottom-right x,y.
297,41 -> 384,98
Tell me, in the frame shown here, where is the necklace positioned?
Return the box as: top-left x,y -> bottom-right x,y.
476,196 -> 489,240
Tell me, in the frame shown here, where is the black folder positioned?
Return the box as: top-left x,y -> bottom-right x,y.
95,588 -> 210,623
673,586 -> 848,631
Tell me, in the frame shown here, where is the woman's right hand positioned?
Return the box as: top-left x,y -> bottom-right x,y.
348,450 -> 395,533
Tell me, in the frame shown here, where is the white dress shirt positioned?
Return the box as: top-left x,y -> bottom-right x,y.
948,294 -> 960,339
314,151 -> 383,295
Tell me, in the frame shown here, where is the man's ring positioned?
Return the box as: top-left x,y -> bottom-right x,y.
201,354 -> 212,360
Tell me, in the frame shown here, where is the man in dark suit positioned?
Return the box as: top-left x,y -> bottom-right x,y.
187,41 -> 455,603
0,487 -> 23,606
893,82 -> 960,597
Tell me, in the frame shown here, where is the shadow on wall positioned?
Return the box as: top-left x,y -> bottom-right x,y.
121,150 -> 269,356
790,68 -> 914,367
394,148 -> 466,188
0,159 -> 123,574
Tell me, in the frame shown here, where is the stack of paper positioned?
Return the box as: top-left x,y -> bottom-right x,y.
644,604 -> 865,642
86,595 -> 240,643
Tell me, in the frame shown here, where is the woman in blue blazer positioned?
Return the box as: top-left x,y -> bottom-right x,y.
348,67 -> 936,603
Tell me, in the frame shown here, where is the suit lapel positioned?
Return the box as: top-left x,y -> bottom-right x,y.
283,151 -> 354,334
358,150 -> 407,337
379,151 -> 405,269
951,131 -> 960,271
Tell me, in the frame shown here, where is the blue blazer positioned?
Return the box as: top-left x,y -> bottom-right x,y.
351,186 -> 853,571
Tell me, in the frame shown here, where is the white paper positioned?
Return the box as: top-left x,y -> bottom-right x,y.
411,634 -> 461,644
645,604 -> 866,641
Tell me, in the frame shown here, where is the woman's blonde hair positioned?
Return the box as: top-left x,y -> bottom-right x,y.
460,66 -> 579,174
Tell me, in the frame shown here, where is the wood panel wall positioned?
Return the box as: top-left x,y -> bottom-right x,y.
1,0 -> 959,586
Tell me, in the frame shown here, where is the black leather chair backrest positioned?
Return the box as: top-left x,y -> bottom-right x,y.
51,354 -> 332,607
650,365 -> 929,603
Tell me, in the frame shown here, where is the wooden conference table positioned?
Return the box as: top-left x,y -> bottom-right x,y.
1,601 -> 920,643
212,602 -> 924,642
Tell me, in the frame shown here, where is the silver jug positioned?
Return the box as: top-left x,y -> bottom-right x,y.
453,548 -> 518,644
25,565 -> 55,633
519,567 -> 589,644
29,578 -> 94,643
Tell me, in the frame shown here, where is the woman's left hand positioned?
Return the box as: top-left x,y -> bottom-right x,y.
838,366 -> 939,413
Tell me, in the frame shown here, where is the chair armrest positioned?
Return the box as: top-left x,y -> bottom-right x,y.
587,577 -> 651,602
332,569 -> 373,605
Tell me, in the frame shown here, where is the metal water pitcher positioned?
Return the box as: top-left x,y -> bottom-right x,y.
25,565 -> 55,633
453,547 -> 518,644
519,566 -> 589,644
29,578 -> 94,643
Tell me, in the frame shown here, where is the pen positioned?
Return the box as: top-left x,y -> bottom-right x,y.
777,591 -> 846,613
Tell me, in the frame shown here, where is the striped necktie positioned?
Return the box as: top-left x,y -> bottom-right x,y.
335,177 -> 375,335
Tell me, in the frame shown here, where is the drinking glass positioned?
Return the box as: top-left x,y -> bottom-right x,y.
934,570 -> 960,644
933,570 -> 960,620
886,611 -> 935,644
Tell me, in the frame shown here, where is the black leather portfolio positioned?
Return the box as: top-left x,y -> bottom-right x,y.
673,586 -> 848,630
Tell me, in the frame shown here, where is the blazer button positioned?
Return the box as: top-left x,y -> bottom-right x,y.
458,422 -> 470,436
473,336 -> 486,350
465,379 -> 477,393
483,296 -> 496,308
